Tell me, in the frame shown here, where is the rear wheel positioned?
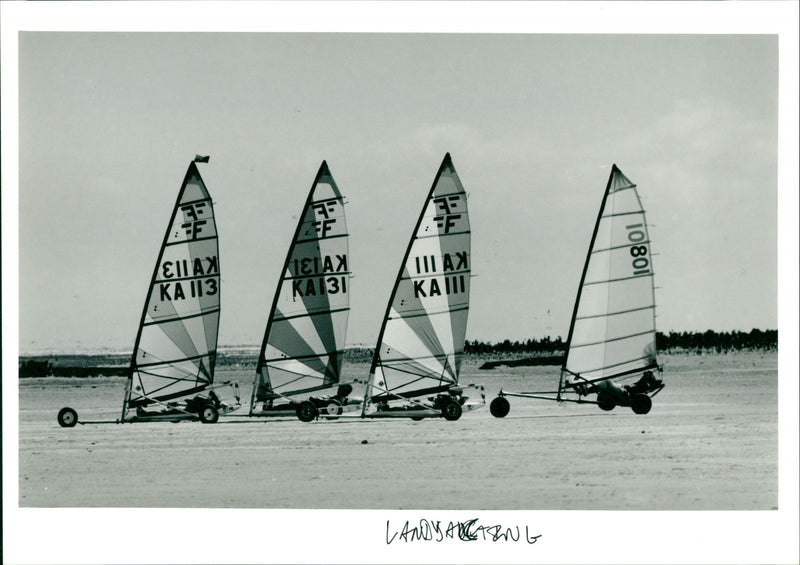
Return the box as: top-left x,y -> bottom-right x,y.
596,393 -> 616,411
490,397 -> 510,418
199,405 -> 219,424
296,400 -> 318,422
442,399 -> 462,421
57,407 -> 78,428
631,393 -> 652,415
322,399 -> 342,420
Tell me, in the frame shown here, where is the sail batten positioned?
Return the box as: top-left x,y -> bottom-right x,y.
562,165 -> 658,387
251,162 -> 350,412
124,161 -> 221,415
364,154 -> 471,409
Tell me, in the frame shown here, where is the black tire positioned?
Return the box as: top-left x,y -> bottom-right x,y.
631,393 -> 652,415
490,396 -> 510,418
596,393 -> 616,412
322,399 -> 343,420
199,405 -> 219,424
296,400 -> 318,423
57,407 -> 78,428
442,399 -> 462,421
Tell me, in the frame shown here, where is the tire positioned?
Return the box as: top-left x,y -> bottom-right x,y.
596,393 -> 616,411
631,393 -> 652,415
57,407 -> 78,428
442,399 -> 462,421
410,415 -> 425,421
296,400 -> 318,423
322,399 -> 342,420
199,405 -> 219,424
490,396 -> 510,418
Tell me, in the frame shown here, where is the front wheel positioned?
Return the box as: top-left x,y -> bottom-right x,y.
631,393 -> 652,415
596,393 -> 616,412
57,407 -> 78,428
490,397 -> 510,418
442,399 -> 462,421
296,400 -> 318,423
199,405 -> 219,424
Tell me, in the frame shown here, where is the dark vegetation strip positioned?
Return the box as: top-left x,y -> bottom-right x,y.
18,329 -> 777,378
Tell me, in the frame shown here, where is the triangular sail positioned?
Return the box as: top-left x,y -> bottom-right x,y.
124,161 -> 220,415
251,162 -> 350,410
364,153 -> 471,408
562,164 -> 657,390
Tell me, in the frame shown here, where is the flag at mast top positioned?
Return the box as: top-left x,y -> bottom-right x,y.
194,155 -> 210,163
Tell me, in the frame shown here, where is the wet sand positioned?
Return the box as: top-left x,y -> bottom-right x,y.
18,351 -> 778,510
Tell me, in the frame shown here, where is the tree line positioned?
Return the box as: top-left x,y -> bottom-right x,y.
464,329 -> 777,356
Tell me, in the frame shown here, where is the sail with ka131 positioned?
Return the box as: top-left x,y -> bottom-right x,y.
360,153 -> 485,421
247,161 -> 359,422
490,164 -> 664,418
57,156 -> 240,427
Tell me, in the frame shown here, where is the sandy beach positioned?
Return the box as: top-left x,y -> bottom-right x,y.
17,351 -> 777,510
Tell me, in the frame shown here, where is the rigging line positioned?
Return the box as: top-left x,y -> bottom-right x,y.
583,272 -> 655,286
143,308 -> 220,326
569,329 -> 655,349
381,351 -> 456,364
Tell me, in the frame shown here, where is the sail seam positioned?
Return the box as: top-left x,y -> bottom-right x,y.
295,233 -> 349,244
272,307 -> 350,322
144,308 -> 220,326
135,351 -> 216,369
566,355 -> 658,377
591,241 -> 651,254
414,230 -> 471,240
164,235 -> 217,247
399,269 -> 470,280
583,272 -> 654,286
264,349 -> 345,363
178,196 -> 212,207
575,305 -> 655,320
388,305 -> 469,320
283,271 -> 352,281
600,210 -> 645,218
569,329 -> 655,349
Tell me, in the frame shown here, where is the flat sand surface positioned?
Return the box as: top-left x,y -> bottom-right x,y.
18,351 -> 777,509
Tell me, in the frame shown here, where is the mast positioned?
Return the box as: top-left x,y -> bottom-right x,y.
251,161 -> 347,413
558,165 -> 618,396
122,159 -> 206,420
362,153 -> 464,415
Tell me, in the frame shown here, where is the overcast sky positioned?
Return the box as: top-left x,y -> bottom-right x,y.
15,31 -> 779,353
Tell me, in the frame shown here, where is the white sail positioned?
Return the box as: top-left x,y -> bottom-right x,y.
252,162 -> 350,410
364,153 -> 470,409
124,161 -> 220,415
563,164 -> 657,388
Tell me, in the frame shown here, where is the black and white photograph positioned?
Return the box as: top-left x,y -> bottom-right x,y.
2,2 -> 798,564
